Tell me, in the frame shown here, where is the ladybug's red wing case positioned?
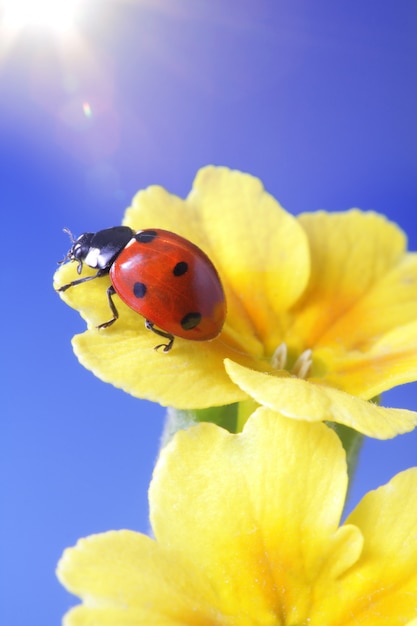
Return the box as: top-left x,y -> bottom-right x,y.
110,229 -> 226,341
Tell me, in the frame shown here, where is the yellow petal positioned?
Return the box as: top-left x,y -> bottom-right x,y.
72,328 -> 247,408
186,166 -> 311,349
316,253 -> 417,351
325,468 -> 417,623
57,530 -> 220,624
317,320 -> 417,398
291,210 -> 407,347
224,359 -> 417,438
124,184 -> 198,241
150,409 -> 360,620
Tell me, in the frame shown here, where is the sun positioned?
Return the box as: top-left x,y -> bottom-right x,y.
0,0 -> 83,35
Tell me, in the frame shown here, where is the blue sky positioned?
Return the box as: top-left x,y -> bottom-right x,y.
1,2 -> 417,624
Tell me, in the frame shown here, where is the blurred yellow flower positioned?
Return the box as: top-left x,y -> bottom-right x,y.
57,409 -> 417,625
54,166 -> 417,437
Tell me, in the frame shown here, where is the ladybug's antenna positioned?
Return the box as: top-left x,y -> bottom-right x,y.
57,228 -> 77,265
63,227 -> 76,243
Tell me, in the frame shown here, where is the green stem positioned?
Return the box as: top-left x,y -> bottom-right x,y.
327,422 -> 364,484
160,399 -> 260,450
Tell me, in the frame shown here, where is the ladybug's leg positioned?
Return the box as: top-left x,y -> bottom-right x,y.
97,285 -> 119,329
57,269 -> 105,292
145,320 -> 174,353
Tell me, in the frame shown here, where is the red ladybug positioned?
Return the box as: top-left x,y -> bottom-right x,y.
57,226 -> 226,352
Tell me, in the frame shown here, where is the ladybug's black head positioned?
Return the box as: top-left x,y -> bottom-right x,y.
59,229 -> 95,275
58,226 -> 135,274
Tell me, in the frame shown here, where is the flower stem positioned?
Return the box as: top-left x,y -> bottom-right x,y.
326,422 -> 364,484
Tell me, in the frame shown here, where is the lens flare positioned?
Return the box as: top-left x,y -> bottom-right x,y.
82,102 -> 93,118
1,0 -> 82,34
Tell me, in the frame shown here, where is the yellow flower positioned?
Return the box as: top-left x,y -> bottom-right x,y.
57,409 -> 417,625
54,166 -> 417,437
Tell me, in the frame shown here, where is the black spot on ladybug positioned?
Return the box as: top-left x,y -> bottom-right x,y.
135,230 -> 158,244
181,312 -> 202,330
133,282 -> 147,298
173,261 -> 188,277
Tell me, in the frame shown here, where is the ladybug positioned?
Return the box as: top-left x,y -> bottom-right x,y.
57,226 -> 226,352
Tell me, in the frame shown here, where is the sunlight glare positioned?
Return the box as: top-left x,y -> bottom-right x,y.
1,0 -> 83,34
83,102 -> 93,118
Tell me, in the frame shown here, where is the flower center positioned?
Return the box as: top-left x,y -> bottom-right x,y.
271,343 -> 313,379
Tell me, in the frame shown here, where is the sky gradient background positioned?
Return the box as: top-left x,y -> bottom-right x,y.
1,2 -> 417,624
